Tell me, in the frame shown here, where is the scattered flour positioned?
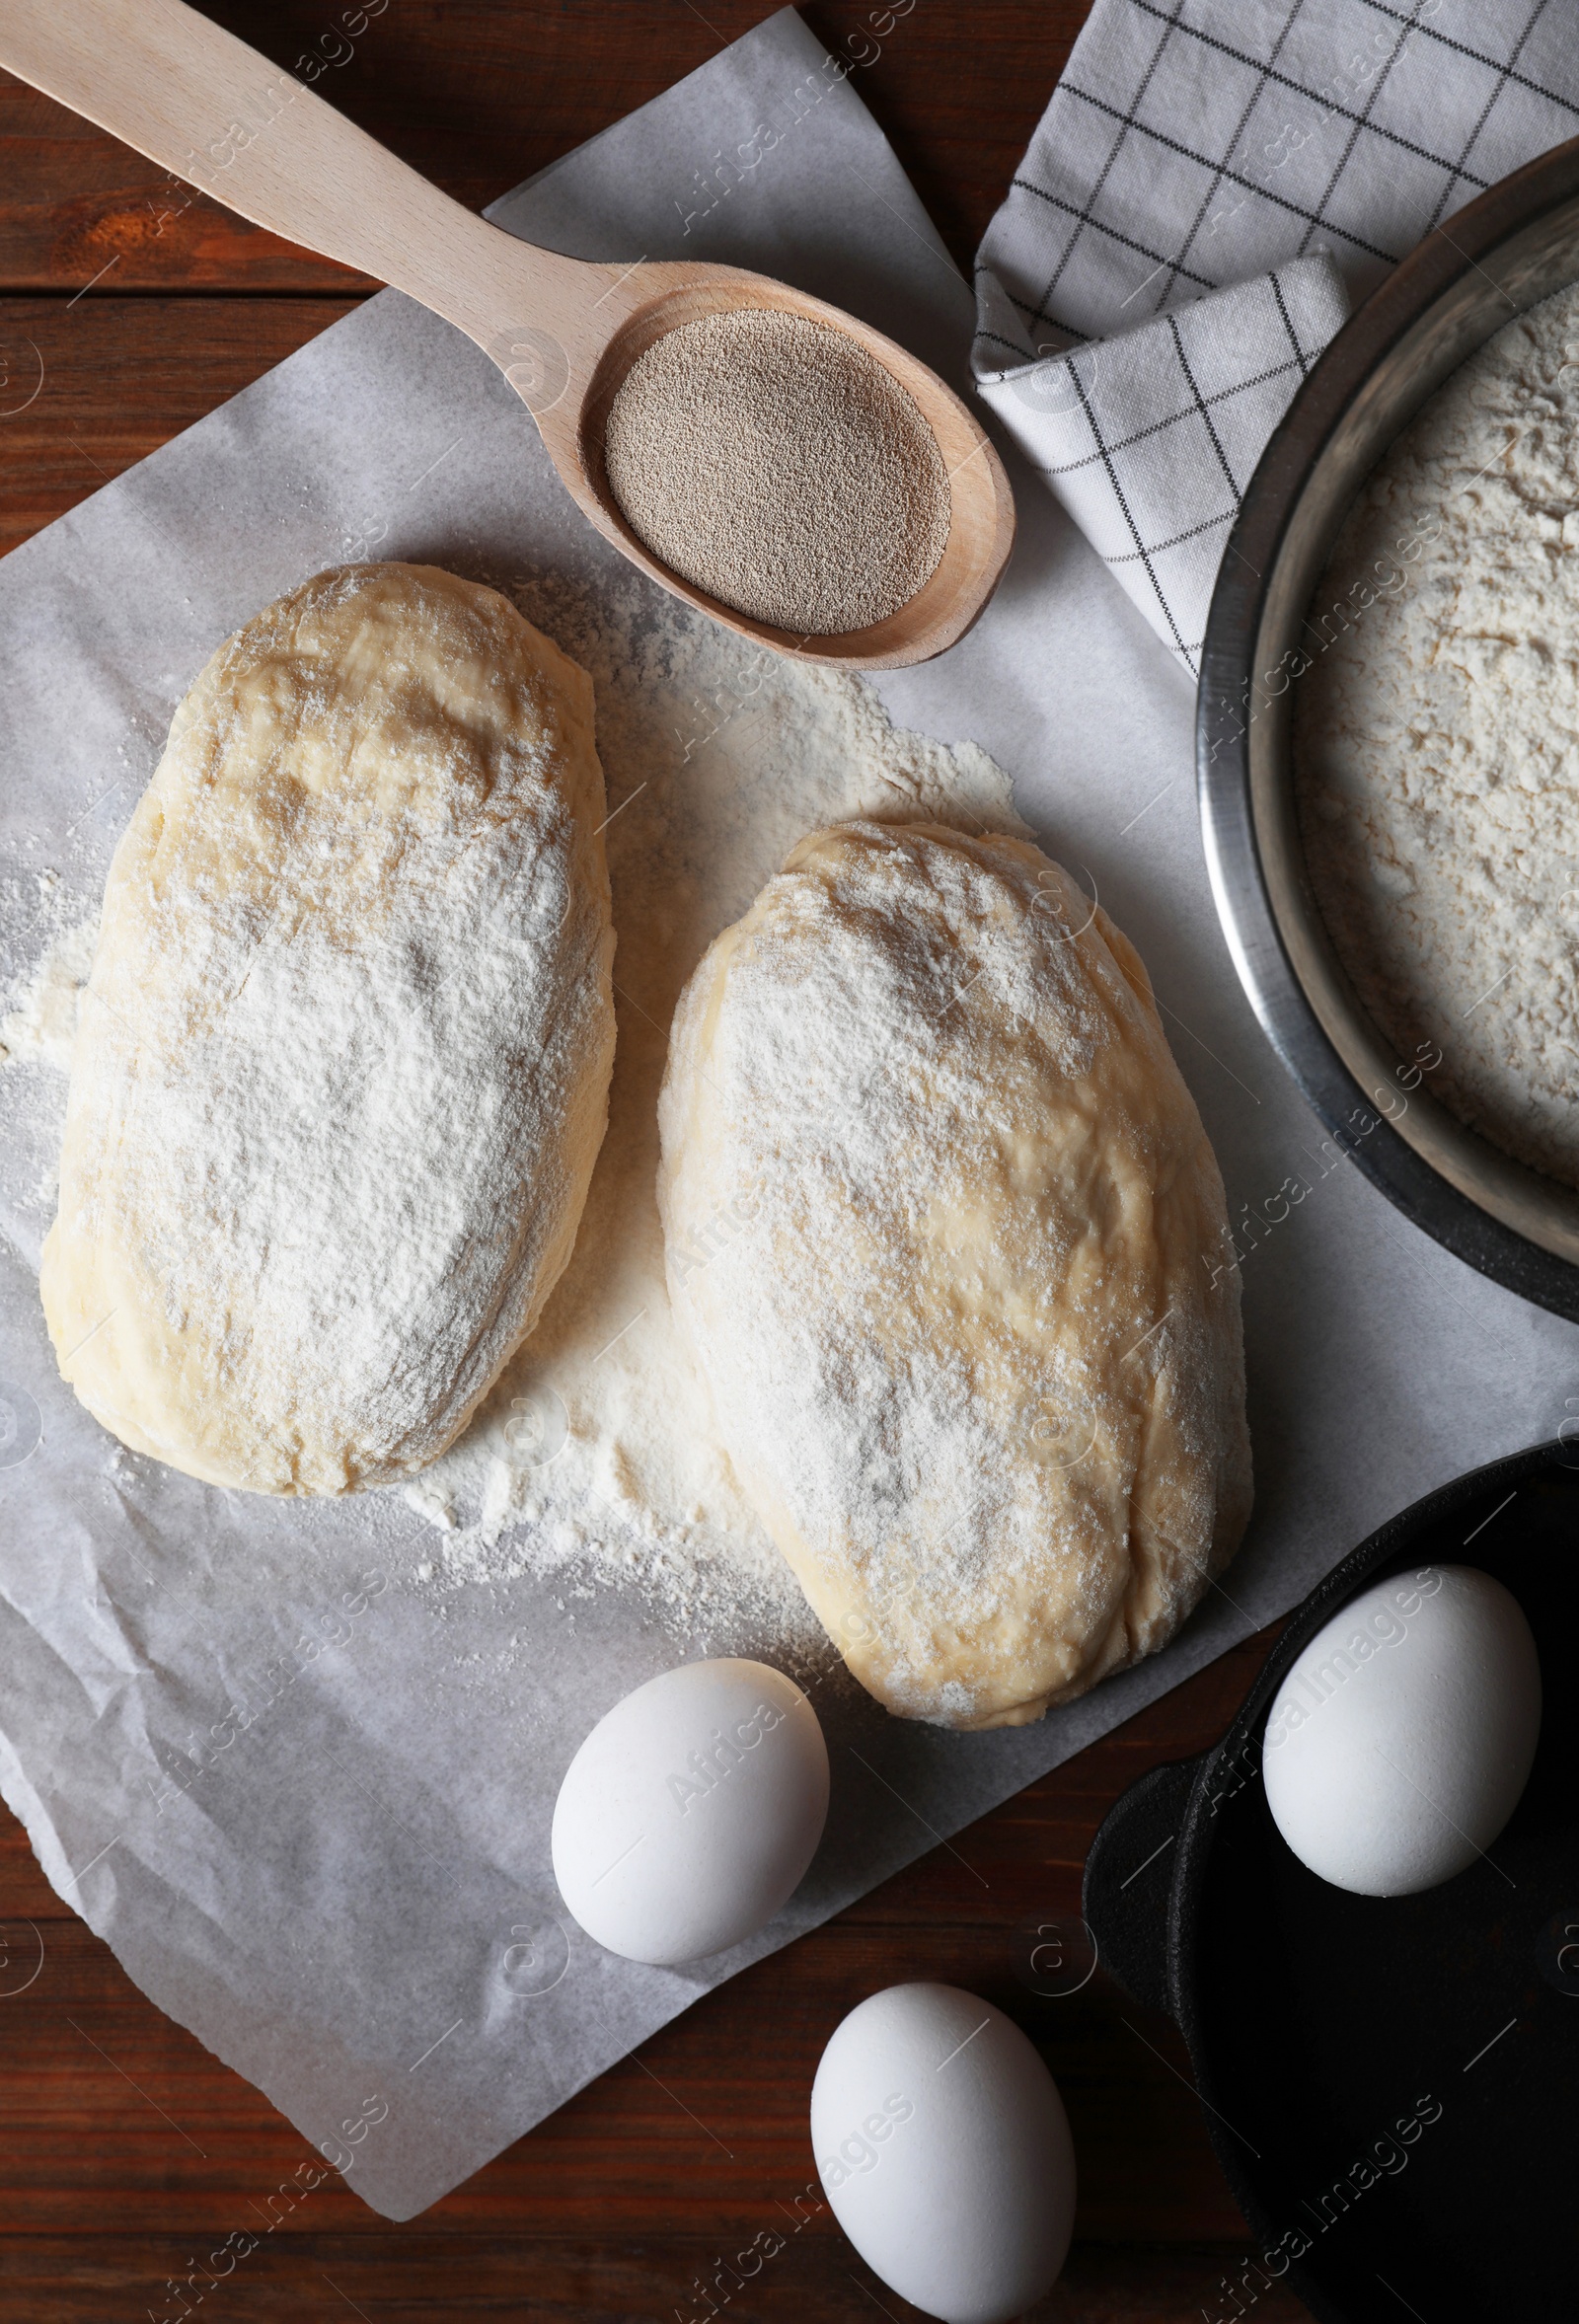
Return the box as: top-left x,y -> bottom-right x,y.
0,906 -> 98,1074
5,567 -> 1023,1656
38,564 -> 619,1497
1296,276 -> 1579,1187
656,822 -> 1250,1727
1,875 -> 103,1216
403,569 -> 1024,1651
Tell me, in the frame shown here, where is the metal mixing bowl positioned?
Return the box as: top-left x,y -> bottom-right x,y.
1198,137 -> 1579,1323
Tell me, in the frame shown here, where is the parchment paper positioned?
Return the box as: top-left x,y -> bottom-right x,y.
0,9 -> 1574,2221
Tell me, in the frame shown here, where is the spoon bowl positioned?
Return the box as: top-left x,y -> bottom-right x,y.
0,0 -> 1015,669
559,262 -> 1015,667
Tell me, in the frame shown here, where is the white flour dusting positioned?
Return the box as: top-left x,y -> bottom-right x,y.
5,570 -> 1023,1657
38,564 -> 617,1498
402,570 -> 1024,1651
1296,277 -> 1579,1187
1,878 -> 102,1214
656,822 -> 1250,1726
1,905 -> 97,1076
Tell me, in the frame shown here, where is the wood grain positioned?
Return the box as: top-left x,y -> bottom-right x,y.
0,0 -> 1024,668
0,5 -> 1313,2318
0,4 -> 1090,293
0,296 -> 356,556
0,1632 -> 1287,2315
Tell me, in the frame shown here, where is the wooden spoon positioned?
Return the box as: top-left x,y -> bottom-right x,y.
0,0 -> 1015,669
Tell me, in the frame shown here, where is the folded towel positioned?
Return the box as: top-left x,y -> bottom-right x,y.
973,0 -> 1579,675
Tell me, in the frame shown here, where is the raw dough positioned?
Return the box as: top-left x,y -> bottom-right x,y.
657,822 -> 1251,1729
40,563 -> 616,1495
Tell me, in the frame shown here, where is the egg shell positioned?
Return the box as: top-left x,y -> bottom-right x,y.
551,1657 -> 829,1965
1262,1563 -> 1541,1897
810,1983 -> 1075,2324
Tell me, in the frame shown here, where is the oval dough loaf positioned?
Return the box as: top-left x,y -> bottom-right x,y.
657,821 -> 1250,1729
41,563 -> 616,1495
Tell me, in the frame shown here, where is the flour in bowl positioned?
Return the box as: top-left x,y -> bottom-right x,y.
1295,277 -> 1579,1188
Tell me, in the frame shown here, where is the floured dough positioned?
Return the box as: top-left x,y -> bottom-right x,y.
657,822 -> 1251,1729
41,563 -> 616,1495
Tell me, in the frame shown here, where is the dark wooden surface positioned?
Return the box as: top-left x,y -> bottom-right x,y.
0,7 -> 1310,2319
0,1635 -> 1301,2323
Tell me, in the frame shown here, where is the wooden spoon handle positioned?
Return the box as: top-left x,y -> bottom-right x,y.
0,0 -> 589,349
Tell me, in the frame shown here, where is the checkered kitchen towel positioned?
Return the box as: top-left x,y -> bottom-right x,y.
974,0 -> 1579,675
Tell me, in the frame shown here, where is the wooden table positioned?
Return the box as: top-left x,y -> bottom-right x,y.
0,8 -> 1311,2317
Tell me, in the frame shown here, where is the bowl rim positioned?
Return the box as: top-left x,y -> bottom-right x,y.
1197,133 -> 1579,1324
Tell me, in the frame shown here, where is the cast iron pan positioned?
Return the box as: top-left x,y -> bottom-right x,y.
1084,1442 -> 1579,2324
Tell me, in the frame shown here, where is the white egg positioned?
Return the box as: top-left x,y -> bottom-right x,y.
1263,1563 -> 1541,1896
811,1984 -> 1076,2324
551,1657 -> 829,1965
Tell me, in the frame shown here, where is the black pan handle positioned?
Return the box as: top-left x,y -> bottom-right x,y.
1082,1756 -> 1200,2016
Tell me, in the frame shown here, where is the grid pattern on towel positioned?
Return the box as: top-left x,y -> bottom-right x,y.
973,0 -> 1579,673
